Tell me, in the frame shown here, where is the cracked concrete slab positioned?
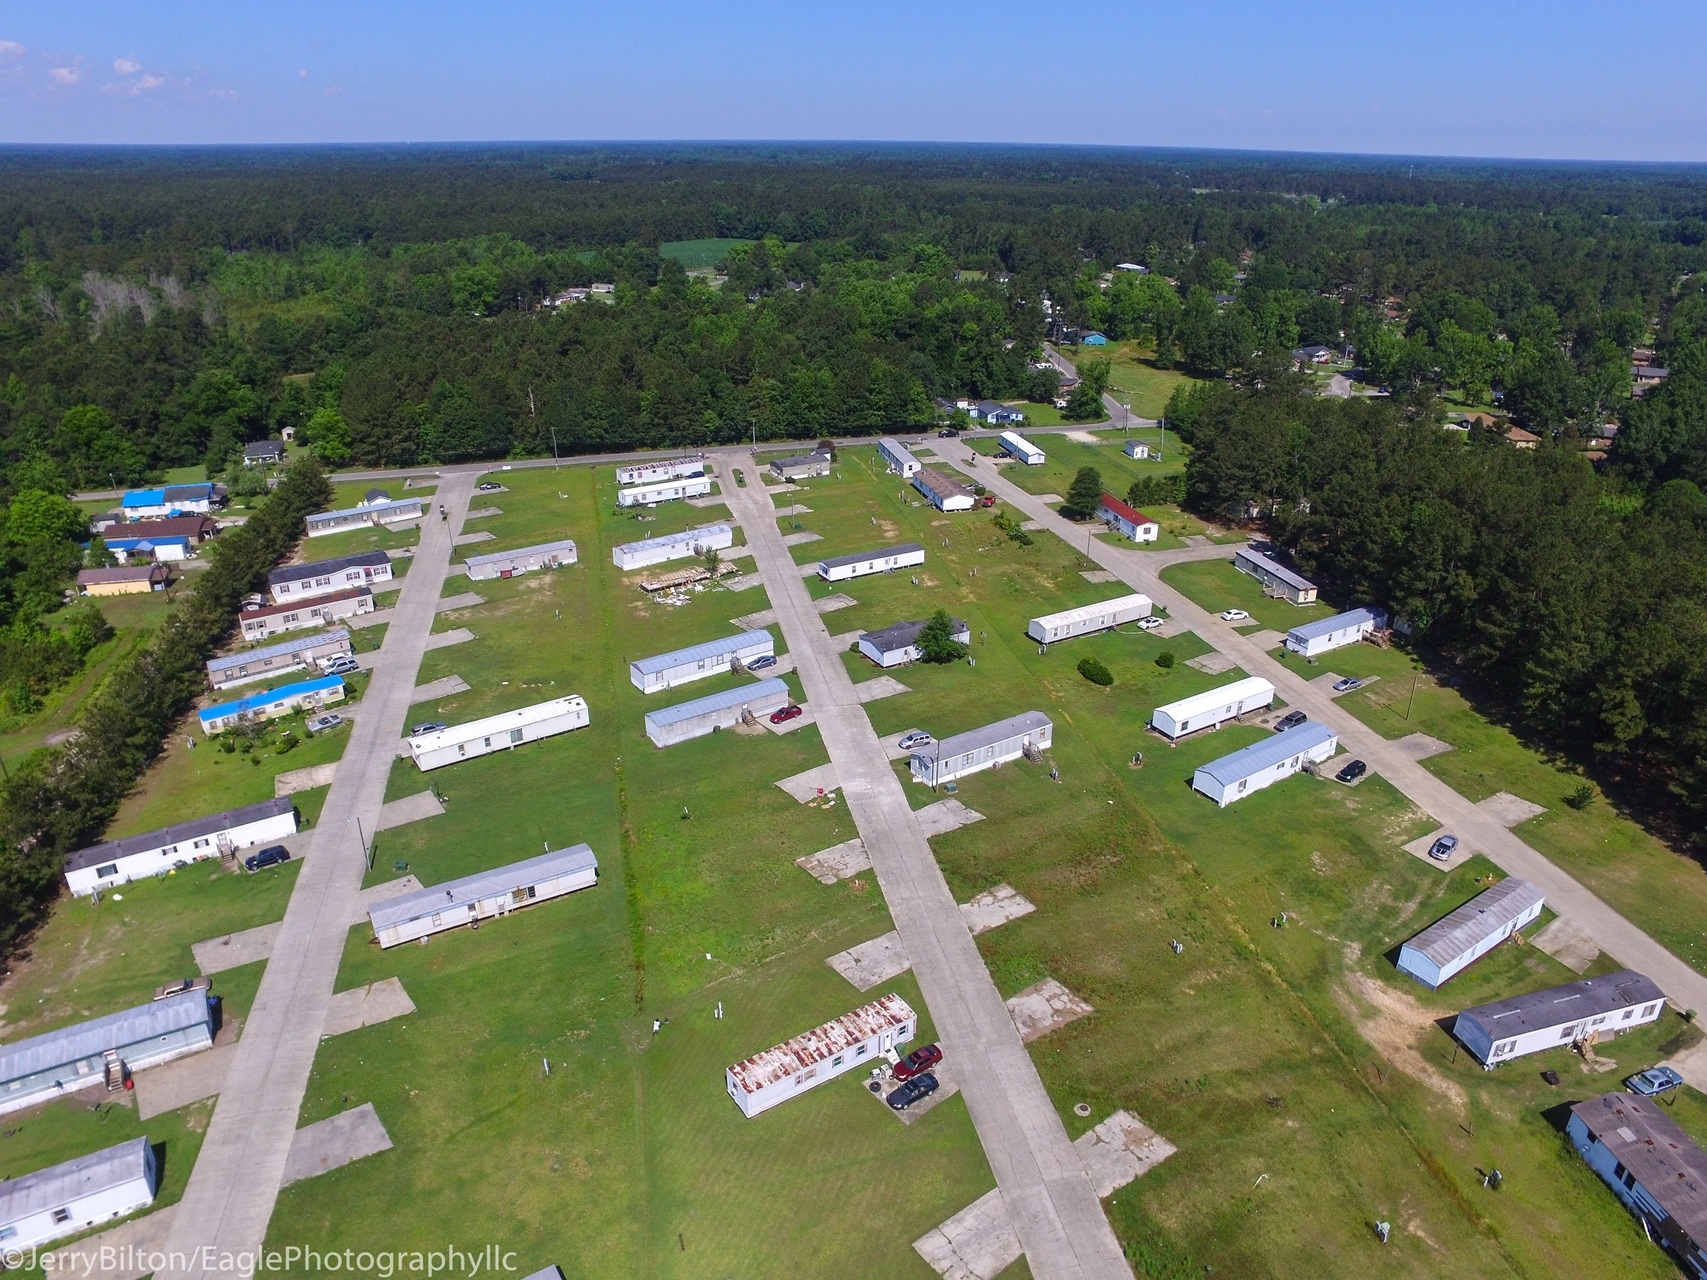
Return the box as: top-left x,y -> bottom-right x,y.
1394,731 -> 1453,760
913,1188 -> 1022,1280
195,923 -> 282,975
281,1102 -> 394,1187
276,763 -> 338,797
464,506 -> 502,519
1530,915 -> 1600,974
1477,790 -> 1547,827
1243,629 -> 1285,650
1075,1110 -> 1178,1196
423,627 -> 477,651
321,977 -> 415,1037
352,876 -> 424,926
774,504 -> 813,517
796,561 -> 819,577
781,530 -> 822,546
375,792 -> 444,832
1079,569 -> 1119,583
436,592 -> 485,613
135,1041 -> 240,1120
815,592 -> 858,613
795,838 -> 870,883
916,799 -> 985,840
853,675 -> 910,703
827,931 -> 911,990
721,573 -> 765,591
1006,978 -> 1095,1043
411,674 -> 469,702
1185,651 -> 1239,675
451,530 -> 495,547
776,762 -> 841,802
960,884 -> 1036,935
729,609 -> 776,630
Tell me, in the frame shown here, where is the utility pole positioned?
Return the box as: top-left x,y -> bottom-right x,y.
1405,671 -> 1419,721
1156,417 -> 1165,463
550,426 -> 560,467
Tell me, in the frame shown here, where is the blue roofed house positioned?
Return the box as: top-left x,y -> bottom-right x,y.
972,401 -> 1026,425
1080,331 -> 1108,346
120,483 -> 221,520
198,674 -> 346,735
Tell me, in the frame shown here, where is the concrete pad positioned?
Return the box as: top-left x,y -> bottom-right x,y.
827,931 -> 912,990
829,630 -> 861,651
774,504 -> 813,517
465,506 -> 503,519
1185,651 -> 1238,675
355,652 -> 382,670
960,884 -> 1036,935
321,977 -> 416,1037
1477,790 -> 1547,827
1079,569 -> 1119,583
135,1041 -> 238,1119
761,653 -> 797,678
281,1102 -> 394,1187
1075,1110 -> 1178,1196
796,562 -> 819,578
452,530 -> 495,546
411,673 -> 469,703
1007,978 -> 1095,1043
795,838 -> 870,884
349,608 -> 394,629
914,1187 -> 1023,1280
776,762 -> 841,802
854,675 -> 910,704
1181,534 -> 1211,547
1243,629 -> 1285,650
721,573 -> 765,591
1147,616 -> 1192,639
683,494 -> 728,509
195,922 -> 281,974
1034,493 -> 1064,504
781,530 -> 822,546
436,592 -> 485,612
423,627 -> 477,652
351,876 -> 424,927
53,1202 -> 178,1280
865,1054 -> 962,1126
761,702 -> 815,734
916,799 -> 986,839
276,762 -> 338,797
444,564 -> 468,577
816,592 -> 858,614
1394,731 -> 1453,760
1531,916 -> 1600,974
375,792 -> 444,832
1403,827 -> 1476,872
1019,520 -> 1044,531
729,609 -> 776,630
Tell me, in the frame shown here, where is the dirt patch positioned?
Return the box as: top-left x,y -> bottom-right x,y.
876,518 -> 901,538
1336,971 -> 1466,1112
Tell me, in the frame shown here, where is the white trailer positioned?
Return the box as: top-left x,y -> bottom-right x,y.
1233,547 -> 1318,605
877,437 -> 922,478
305,497 -> 423,537
367,844 -> 599,948
463,538 -> 579,581
617,475 -> 714,507
645,679 -> 792,747
912,468 -> 976,511
725,993 -> 917,1117
0,1138 -> 159,1250
1150,676 -> 1275,740
997,431 -> 1045,465
1455,971 -> 1666,1067
1285,607 -> 1384,658
206,629 -> 352,691
409,696 -> 590,771
817,543 -> 926,583
910,711 -> 1052,787
1027,593 -> 1151,645
630,630 -> 774,693
616,456 -> 705,486
612,523 -> 733,571
1192,722 -> 1338,807
1396,878 -> 1545,990
63,796 -> 297,897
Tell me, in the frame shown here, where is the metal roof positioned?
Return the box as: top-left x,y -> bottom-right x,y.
1402,878 -> 1545,966
268,550 -> 390,586
1235,548 -> 1316,593
1153,676 -> 1275,724
409,696 -> 587,753
463,538 -> 579,570
913,468 -> 972,501
1288,607 -> 1382,643
1097,494 -> 1156,526
645,679 -> 789,729
818,543 -> 923,572
198,675 -> 344,726
769,451 -> 832,469
631,630 -> 772,676
306,498 -> 421,525
1457,970 -> 1665,1040
244,440 -> 284,456
620,475 -> 711,497
206,629 -> 350,675
878,437 -> 919,464
1031,594 -> 1151,630
613,524 -> 730,557
0,1137 -> 151,1223
1571,1092 -> 1707,1244
0,991 -> 210,1085
915,711 -> 1051,765
727,994 -> 915,1095
78,566 -> 165,584
1196,721 -> 1337,786
860,617 -> 968,654
368,844 -> 598,932
65,797 -> 294,873
241,587 -> 369,620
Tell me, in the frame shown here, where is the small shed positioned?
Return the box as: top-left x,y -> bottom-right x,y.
817,543 -> 926,583
997,432 -> 1045,465
857,617 -> 970,667
877,438 -> 922,478
1455,971 -> 1666,1067
1080,332 -> 1108,346
1095,494 -> 1159,543
725,993 -> 917,1118
1233,548 -> 1317,605
409,696 -> 590,771
198,674 -> 345,735
768,451 -> 833,481
1568,1093 -> 1707,1270
239,587 -> 374,642
912,468 -> 975,512
612,524 -> 732,571
463,538 -> 579,581
78,565 -> 170,596
367,844 -> 599,948
1285,607 -> 1384,658
645,679 -> 792,747
268,550 -> 393,604
1192,722 -> 1338,807
910,711 -> 1052,787
1396,878 -> 1545,990
617,475 -> 714,507
1027,593 -> 1152,645
206,629 -> 352,691
1150,676 -> 1275,740
1122,441 -> 1150,459
630,631 -> 774,694
0,1137 -> 159,1250
616,456 -> 706,486
64,796 -> 297,897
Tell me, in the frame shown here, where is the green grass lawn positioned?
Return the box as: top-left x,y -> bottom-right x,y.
1161,557 -> 1339,634
659,238 -> 753,270
1058,339 -> 1208,419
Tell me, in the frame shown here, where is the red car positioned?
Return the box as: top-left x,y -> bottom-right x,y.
980,495 -> 997,508
893,1043 -> 942,1082
769,704 -> 804,725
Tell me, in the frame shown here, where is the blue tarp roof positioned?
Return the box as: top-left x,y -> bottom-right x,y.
1196,721 -> 1337,787
107,535 -> 188,549
122,483 -> 214,507
198,674 -> 344,726
631,630 -> 771,677
1288,608 -> 1381,643
645,679 -> 789,729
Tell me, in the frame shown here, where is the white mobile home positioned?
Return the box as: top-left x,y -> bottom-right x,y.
305,497 -> 423,538
630,630 -> 774,693
1568,1094 -> 1707,1275
463,538 -> 579,581
1095,494 -> 1160,543
268,551 -> 394,604
877,437 -> 922,478
1285,607 -> 1385,658
63,796 -> 297,897
0,990 -> 215,1116
1191,722 -> 1338,807
817,543 -> 926,582
409,696 -> 590,771
768,450 -> 833,481
912,468 -> 975,512
617,475 -> 714,508
997,431 -> 1045,465
1027,593 -> 1152,645
238,587 -> 374,642
645,679 -> 792,747
198,674 -> 345,735
367,844 -> 599,948
616,456 -> 705,486
726,993 -> 917,1118
1455,971 -> 1666,1067
206,629 -> 352,691
910,711 -> 1052,787
611,523 -> 733,571
857,617 -> 970,668
1149,676 -> 1275,740
1233,547 -> 1318,605
0,1138 -> 159,1250
1396,878 -> 1545,990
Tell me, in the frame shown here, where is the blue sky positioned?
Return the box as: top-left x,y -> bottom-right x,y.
1,2 -> 1703,160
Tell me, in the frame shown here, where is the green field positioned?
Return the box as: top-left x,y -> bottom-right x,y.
1058,339 -> 1207,419
659,238 -> 753,270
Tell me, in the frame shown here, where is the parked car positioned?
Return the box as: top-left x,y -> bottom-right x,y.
153,976 -> 211,1001
1427,834 -> 1459,862
898,730 -> 933,751
893,1043 -> 943,1082
411,722 -> 449,736
769,704 -> 804,725
885,1072 -> 941,1110
1274,711 -> 1308,732
1627,1066 -> 1685,1097
746,654 -> 778,671
1138,615 -> 1165,631
1333,676 -> 1365,692
1336,759 -> 1368,783
320,655 -> 360,675
937,426 -> 960,438
245,845 -> 290,872
980,495 -> 997,508
1220,609 -> 1249,622
308,714 -> 344,733
478,481 -> 503,491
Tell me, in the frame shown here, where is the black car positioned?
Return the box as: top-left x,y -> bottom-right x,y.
886,1072 -> 940,1110
937,426 -> 960,438
1335,759 -> 1368,783
478,481 -> 503,491
245,845 -> 290,872
1274,710 -> 1307,732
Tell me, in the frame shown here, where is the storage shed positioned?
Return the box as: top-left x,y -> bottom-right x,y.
239,587 -> 373,641
206,629 -> 352,691
725,993 -> 917,1118
198,674 -> 345,735
617,475 -> 714,508
367,844 -> 599,948
305,497 -> 423,538
767,450 -> 833,481
1455,971 -> 1666,1067
878,438 -> 922,478
1285,607 -> 1385,658
1027,593 -> 1152,645
645,679 -> 792,747
910,711 -> 1052,787
817,543 -> 926,583
63,796 -> 297,897
997,431 -> 1045,465
0,990 -> 215,1116
1396,878 -> 1545,990
1568,1093 -> 1707,1275
78,565 -> 170,596
1233,547 -> 1318,605
630,630 -> 775,693
857,617 -> 970,667
463,538 -> 579,581
268,550 -> 393,604
1096,494 -> 1159,543
0,1137 -> 159,1250
616,456 -> 705,486
409,696 -> 590,771
612,524 -> 732,572
1150,676 -> 1275,740
912,468 -> 975,512
1122,441 -> 1150,459
1192,721 -> 1338,807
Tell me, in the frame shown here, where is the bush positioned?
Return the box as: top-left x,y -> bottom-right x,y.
992,511 -> 1034,546
1077,656 -> 1114,686
1061,466 -> 1105,521
1156,650 -> 1176,669
1564,782 -> 1596,810
917,610 -> 968,664
1127,474 -> 1186,508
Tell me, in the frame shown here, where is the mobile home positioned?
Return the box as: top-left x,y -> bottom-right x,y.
1396,878 -> 1545,990
78,565 -> 170,596
877,438 -> 922,478
644,680 -> 792,748
768,451 -> 833,481
1455,971 -> 1666,1067
239,587 -> 374,641
857,617 -> 970,667
997,432 -> 1045,465
1095,494 -> 1159,543
725,994 -> 917,1117
198,674 -> 345,735
909,711 -> 1052,787
0,1138 -> 159,1250
463,538 -> 579,581
617,475 -> 714,507
1568,1093 -> 1707,1275
205,629 -> 352,691
1027,594 -> 1151,645
911,468 -> 975,512
120,483 -> 219,520
267,551 -> 393,604
367,845 -> 599,948
1285,608 -> 1385,658
629,631 -> 774,693
616,456 -> 705,486
817,544 -> 926,583
409,696 -> 590,771
1233,547 -> 1317,605
63,796 -> 297,897
1149,677 -> 1275,740
612,524 -> 733,572
305,497 -> 423,537
1191,722 -> 1338,807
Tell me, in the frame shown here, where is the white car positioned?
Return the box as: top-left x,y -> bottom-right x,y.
1138,616 -> 1165,631
1220,609 -> 1250,622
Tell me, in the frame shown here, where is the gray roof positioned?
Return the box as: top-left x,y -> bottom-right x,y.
861,617 -> 968,654
1196,721 -> 1337,786
819,543 -> 924,572
1571,1092 -> 1707,1244
0,1137 -> 151,1223
207,629 -> 350,675
163,484 -> 215,503
631,630 -> 771,677
770,451 -> 831,469
244,440 -> 284,456
268,550 -> 390,587
916,711 -> 1051,766
65,797 -> 294,874
463,538 -> 578,569
0,991 -> 210,1085
614,524 -> 730,557
1235,548 -> 1315,593
1402,878 -> 1545,966
368,845 -> 599,933
913,469 -> 973,501
645,679 -> 790,729
1288,608 -> 1382,643
1457,970 -> 1665,1040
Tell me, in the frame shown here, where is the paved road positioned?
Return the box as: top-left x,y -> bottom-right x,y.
720,453 -> 1133,1280
157,472 -> 477,1280
935,442 -> 1707,1025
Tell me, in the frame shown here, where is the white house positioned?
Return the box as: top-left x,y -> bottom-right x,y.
1191,722 -> 1339,807
120,483 -> 219,520
1122,441 -> 1150,460
615,456 -> 705,486
239,588 -> 374,642
104,533 -> 192,563
198,674 -> 345,735
1396,878 -> 1545,990
768,450 -> 834,481
1233,547 -> 1318,605
617,475 -> 714,508
857,617 -> 971,667
725,993 -> 917,1118
1285,607 -> 1385,658
206,629 -> 352,691
997,432 -> 1045,465
912,468 -> 975,512
817,543 -> 926,582
409,696 -> 590,772
367,844 -> 599,948
910,711 -> 1052,787
463,538 -> 579,581
63,796 -> 297,897
629,630 -> 774,693
612,524 -> 733,572
267,551 -> 393,605
304,497 -> 423,537
0,1138 -> 159,1250
1027,594 -> 1152,645
877,438 -> 922,478
1095,494 -> 1159,543
1568,1093 -> 1707,1275
1149,676 -> 1275,740
1455,971 -> 1666,1068
645,679 -> 792,747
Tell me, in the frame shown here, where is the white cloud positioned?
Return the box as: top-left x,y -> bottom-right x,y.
49,65 -> 81,84
113,57 -> 141,74
0,40 -> 25,58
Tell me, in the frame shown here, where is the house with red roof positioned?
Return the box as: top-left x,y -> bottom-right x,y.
1096,493 -> 1160,543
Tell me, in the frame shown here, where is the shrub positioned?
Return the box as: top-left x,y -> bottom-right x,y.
917,610 -> 968,664
1061,466 -> 1104,521
1077,656 -> 1114,686
1564,782 -> 1596,810
1156,650 -> 1176,669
